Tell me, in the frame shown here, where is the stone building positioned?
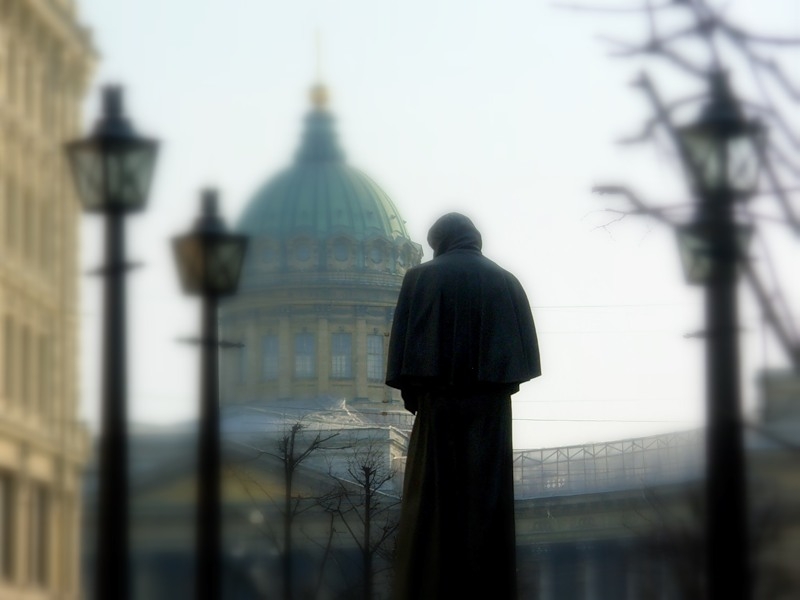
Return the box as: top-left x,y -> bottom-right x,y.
0,0 -> 94,598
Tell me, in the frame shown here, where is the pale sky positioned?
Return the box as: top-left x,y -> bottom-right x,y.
75,0 -> 800,449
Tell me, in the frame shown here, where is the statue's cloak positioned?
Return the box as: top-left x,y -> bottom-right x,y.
386,213 -> 541,600
386,213 -> 540,407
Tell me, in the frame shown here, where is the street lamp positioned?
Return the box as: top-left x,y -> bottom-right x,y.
173,189 -> 247,600
674,71 -> 764,600
66,85 -> 158,600
677,71 -> 763,200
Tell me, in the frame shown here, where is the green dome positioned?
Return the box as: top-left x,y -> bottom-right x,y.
235,90 -> 422,283
238,108 -> 411,242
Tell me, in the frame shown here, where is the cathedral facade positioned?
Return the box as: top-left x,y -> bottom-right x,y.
220,84 -> 422,414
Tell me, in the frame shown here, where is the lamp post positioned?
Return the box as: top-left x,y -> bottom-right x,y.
66,85 -> 158,600
675,71 -> 763,600
173,189 -> 247,600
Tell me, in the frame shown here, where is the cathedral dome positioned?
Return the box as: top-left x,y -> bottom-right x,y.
221,84 -> 420,409
236,85 -> 421,281
238,88 -> 411,243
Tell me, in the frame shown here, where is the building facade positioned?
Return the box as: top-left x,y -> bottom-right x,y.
0,0 -> 93,598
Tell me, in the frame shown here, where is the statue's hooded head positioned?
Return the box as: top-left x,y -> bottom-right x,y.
427,212 -> 483,258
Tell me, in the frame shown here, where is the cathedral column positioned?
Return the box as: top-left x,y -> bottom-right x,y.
354,306 -> 368,400
244,322 -> 258,392
581,543 -> 599,600
278,312 -> 291,399
537,551 -> 554,600
316,307 -> 330,397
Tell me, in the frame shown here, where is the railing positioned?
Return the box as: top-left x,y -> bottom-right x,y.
512,430 -> 704,499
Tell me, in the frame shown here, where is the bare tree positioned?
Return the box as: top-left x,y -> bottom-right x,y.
560,0 -> 800,367
238,422 -> 342,600
321,440 -> 400,600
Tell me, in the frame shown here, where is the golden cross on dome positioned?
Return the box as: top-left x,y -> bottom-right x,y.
310,30 -> 329,109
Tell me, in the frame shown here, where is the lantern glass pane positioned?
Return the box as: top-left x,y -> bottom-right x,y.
68,144 -> 104,211
207,238 -> 246,294
682,127 -> 725,192
173,236 -> 206,294
105,142 -> 157,210
105,151 -> 124,205
676,226 -> 713,285
727,134 -> 759,194
676,222 -> 752,285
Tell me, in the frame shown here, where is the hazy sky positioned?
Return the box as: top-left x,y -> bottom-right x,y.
75,0 -> 800,449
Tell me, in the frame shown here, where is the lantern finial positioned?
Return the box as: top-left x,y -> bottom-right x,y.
103,85 -> 124,119
202,188 -> 219,217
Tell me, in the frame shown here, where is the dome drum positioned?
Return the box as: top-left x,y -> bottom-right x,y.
240,232 -> 422,283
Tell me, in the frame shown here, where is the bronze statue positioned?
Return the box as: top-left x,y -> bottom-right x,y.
387,212 -> 541,599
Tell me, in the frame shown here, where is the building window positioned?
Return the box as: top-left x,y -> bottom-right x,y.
0,472 -> 14,580
40,211 -> 51,272
7,44 -> 16,104
24,58 -> 34,119
367,335 -> 384,382
38,336 -> 49,417
331,333 -> 352,379
23,199 -> 33,262
3,317 -> 14,401
29,483 -> 48,586
262,335 -> 279,381
294,333 -> 315,379
6,181 -> 16,251
21,326 -> 30,408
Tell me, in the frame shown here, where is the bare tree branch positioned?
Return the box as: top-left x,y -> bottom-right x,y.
592,184 -> 683,226
720,20 -> 800,47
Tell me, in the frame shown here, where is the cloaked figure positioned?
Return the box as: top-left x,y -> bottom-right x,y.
387,212 -> 541,600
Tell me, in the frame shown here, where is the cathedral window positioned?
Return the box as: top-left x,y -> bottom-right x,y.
367,334 -> 384,382
333,239 -> 349,262
294,333 -> 315,379
294,243 -> 311,262
331,333 -> 352,379
261,335 -> 279,381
